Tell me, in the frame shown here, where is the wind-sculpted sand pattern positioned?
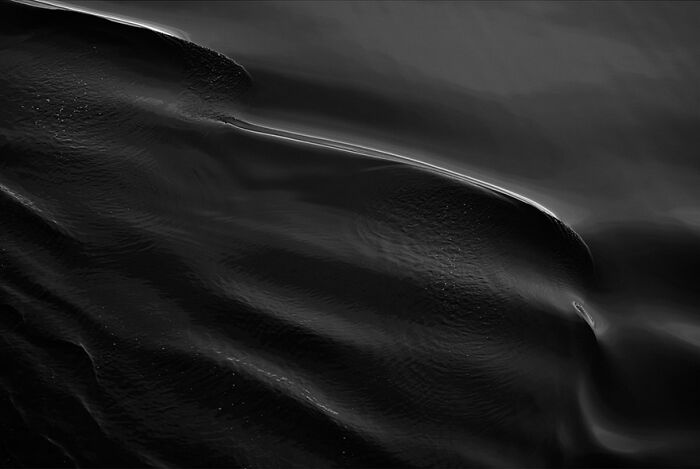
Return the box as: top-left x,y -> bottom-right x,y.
2,1 -> 700,467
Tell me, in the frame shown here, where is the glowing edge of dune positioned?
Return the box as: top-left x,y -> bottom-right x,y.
13,0 -> 559,221
224,117 -> 559,220
13,0 -> 189,40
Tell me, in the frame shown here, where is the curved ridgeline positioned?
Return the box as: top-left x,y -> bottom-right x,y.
4,1 -> 687,467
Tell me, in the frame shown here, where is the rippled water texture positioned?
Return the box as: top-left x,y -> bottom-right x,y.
2,1 -> 700,467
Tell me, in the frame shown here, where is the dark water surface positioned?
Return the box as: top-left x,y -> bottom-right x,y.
1,1 -> 700,467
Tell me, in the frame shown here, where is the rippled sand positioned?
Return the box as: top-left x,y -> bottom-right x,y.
2,1 -> 700,467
